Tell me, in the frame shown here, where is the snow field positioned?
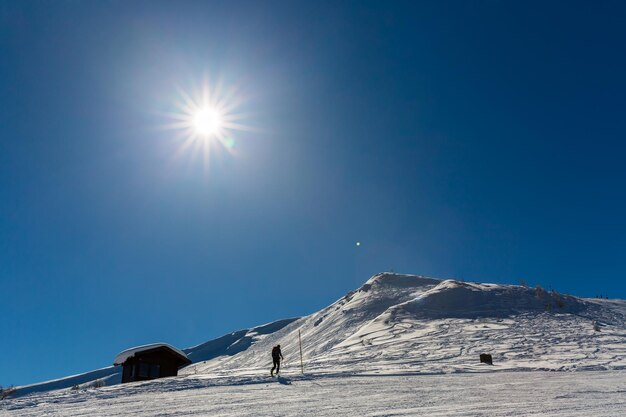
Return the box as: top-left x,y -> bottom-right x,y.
2,371 -> 625,416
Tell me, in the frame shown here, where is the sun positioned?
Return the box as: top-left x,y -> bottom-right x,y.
159,76 -> 253,169
193,107 -> 222,137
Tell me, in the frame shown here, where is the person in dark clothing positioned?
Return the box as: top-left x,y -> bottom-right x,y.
271,344 -> 283,376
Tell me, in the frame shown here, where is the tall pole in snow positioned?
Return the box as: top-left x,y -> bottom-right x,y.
298,329 -> 304,374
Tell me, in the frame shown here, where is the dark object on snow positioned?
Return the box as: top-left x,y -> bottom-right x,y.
480,353 -> 493,365
114,343 -> 191,383
271,344 -> 284,376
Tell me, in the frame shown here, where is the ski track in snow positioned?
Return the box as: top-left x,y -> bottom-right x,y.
2,371 -> 626,416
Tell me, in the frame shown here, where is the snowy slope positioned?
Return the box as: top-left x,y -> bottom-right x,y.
3,371 -> 626,416
10,366 -> 122,398
183,318 -> 298,363
9,273 -> 626,399
11,318 -> 298,397
184,273 -> 626,377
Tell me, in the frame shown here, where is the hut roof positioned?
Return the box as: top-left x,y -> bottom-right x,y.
113,343 -> 190,366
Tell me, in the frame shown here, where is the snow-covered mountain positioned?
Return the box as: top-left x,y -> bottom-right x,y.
184,273 -> 626,377
11,273 -> 626,398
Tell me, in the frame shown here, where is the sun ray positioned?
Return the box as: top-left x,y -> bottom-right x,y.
220,121 -> 260,133
158,76 -> 252,171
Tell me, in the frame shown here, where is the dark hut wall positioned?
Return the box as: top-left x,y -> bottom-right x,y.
121,349 -> 186,383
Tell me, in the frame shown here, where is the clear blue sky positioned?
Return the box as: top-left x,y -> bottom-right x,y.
1,1 -> 625,386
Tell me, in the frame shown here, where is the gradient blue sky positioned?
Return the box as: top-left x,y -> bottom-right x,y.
2,1 -> 625,386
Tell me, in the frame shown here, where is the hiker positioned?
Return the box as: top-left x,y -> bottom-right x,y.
271,344 -> 283,376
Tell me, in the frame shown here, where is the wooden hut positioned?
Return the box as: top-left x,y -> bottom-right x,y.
114,343 -> 191,383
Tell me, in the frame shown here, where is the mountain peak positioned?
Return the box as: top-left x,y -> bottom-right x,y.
386,278 -> 590,321
360,272 -> 441,291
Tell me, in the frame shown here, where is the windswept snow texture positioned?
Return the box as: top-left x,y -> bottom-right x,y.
2,372 -> 625,416
183,318 -> 298,363
185,273 -> 626,377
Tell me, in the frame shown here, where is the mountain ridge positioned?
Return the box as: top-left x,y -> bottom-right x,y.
11,273 -> 626,397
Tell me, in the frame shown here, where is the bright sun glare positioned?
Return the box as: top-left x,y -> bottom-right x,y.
160,75 -> 252,169
193,107 -> 222,136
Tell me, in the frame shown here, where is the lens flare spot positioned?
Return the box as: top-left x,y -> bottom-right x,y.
224,137 -> 236,148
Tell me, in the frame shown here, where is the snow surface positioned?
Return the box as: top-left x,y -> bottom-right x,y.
8,367 -> 121,398
4,272 -> 626,415
185,273 -> 626,377
183,317 -> 298,363
2,371 -> 625,416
